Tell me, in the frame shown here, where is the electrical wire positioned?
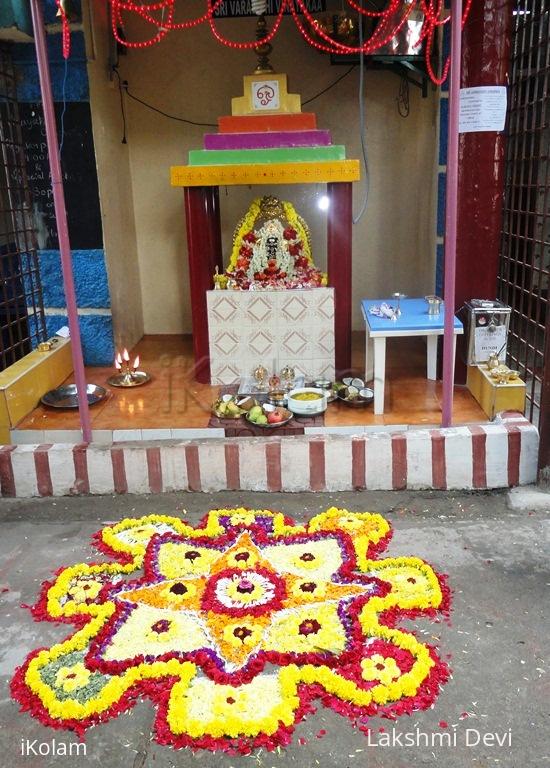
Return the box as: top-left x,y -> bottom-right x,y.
113,67 -> 128,143
111,65 -> 358,129
397,74 -> 410,117
117,72 -> 217,127
353,0 -> 370,225
302,65 -> 356,106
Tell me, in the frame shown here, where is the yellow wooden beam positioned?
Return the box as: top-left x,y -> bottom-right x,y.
0,338 -> 73,435
170,160 -> 360,187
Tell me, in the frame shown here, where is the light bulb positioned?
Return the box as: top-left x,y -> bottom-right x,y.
317,195 -> 330,211
251,0 -> 267,15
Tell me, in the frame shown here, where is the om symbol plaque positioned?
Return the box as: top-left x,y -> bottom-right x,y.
252,80 -> 280,111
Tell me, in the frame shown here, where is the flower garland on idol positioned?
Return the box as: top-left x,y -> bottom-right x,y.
226,197 -> 327,290
10,507 -> 451,753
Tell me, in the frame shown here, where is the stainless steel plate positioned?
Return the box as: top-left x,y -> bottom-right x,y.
41,384 -> 107,409
336,386 -> 374,407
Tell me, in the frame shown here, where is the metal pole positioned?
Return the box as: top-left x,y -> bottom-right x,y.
441,0 -> 463,427
29,0 -> 92,442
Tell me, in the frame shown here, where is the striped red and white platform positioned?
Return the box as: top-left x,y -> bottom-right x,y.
0,413 -> 538,497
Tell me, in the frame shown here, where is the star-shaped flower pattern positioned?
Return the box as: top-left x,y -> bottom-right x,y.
97,532 -> 375,671
11,508 -> 451,752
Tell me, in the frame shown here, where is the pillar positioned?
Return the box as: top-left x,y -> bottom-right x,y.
184,185 -> 222,383
327,181 -> 353,375
454,0 -> 514,382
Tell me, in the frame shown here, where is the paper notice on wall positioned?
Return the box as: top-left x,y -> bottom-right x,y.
474,324 -> 507,361
459,86 -> 507,133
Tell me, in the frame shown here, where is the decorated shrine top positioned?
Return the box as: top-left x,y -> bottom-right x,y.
171,72 -> 360,187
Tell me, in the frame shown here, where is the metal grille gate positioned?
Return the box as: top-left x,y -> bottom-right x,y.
497,0 -> 550,474
0,43 -> 46,371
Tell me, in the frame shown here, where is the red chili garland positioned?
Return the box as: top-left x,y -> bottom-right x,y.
55,0 -> 472,85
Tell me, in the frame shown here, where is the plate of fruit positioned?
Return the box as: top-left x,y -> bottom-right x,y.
246,403 -> 293,428
212,394 -> 244,419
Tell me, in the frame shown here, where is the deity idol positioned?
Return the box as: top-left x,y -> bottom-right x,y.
223,195 -> 327,290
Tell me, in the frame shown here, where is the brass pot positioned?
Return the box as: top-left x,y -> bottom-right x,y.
486,352 -> 500,370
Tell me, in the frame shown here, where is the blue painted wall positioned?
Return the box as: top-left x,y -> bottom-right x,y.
45,314 -> 113,367
38,250 -> 111,308
10,18 -> 115,366
12,33 -> 89,102
0,0 -> 32,37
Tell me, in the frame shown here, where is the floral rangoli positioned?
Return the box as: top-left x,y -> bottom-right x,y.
11,508 -> 450,752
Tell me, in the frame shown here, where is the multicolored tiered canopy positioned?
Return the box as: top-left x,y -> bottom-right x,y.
171,72 -> 359,186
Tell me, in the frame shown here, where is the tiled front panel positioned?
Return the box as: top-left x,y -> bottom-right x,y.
207,289 -> 335,385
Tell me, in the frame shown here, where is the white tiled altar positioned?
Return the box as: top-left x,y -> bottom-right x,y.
207,288 -> 335,385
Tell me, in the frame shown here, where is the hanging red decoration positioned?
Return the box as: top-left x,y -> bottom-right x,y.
60,0 -> 473,85
55,0 -> 72,59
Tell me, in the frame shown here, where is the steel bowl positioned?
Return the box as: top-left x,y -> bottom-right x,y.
268,390 -> 287,407
310,379 -> 336,402
41,384 -> 107,409
313,378 -> 332,389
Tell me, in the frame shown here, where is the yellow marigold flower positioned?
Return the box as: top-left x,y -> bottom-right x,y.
225,578 -> 265,604
124,525 -> 158,544
222,623 -> 263,649
145,618 -> 178,645
67,579 -> 102,603
160,581 -> 197,603
229,511 -> 257,527
226,549 -> 259,569
291,554 -> 320,570
290,579 -> 327,599
361,654 -> 401,686
55,663 -> 91,693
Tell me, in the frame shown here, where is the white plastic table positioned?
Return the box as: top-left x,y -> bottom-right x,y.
361,298 -> 464,415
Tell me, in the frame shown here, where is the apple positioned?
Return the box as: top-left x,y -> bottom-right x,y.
256,414 -> 268,425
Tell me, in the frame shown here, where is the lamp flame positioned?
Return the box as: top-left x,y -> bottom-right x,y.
109,347 -> 148,387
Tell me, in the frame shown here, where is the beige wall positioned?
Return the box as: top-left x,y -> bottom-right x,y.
83,0 -> 144,349
86,13 -> 438,334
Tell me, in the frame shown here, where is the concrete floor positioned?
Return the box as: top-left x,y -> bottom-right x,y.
0,490 -> 548,767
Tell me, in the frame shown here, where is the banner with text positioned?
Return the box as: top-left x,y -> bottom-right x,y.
213,0 -> 326,18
